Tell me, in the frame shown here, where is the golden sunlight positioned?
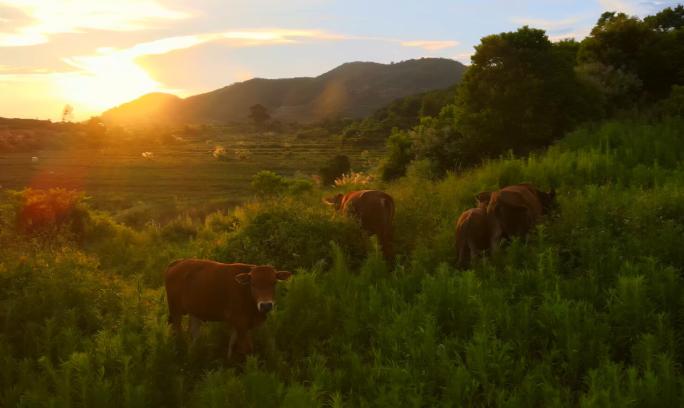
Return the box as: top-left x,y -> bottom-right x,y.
54,55 -> 160,112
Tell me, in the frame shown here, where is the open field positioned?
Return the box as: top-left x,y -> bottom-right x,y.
0,132 -> 383,214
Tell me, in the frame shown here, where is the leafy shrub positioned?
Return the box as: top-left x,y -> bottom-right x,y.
12,188 -> 90,236
318,155 -> 350,186
219,204 -> 366,270
251,171 -> 315,197
252,171 -> 289,197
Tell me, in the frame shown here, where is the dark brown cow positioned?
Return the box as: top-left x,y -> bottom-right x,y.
324,190 -> 395,262
164,259 -> 291,358
477,183 -> 556,241
454,201 -> 502,268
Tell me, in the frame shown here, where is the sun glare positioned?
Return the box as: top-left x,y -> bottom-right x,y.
54,54 -> 160,112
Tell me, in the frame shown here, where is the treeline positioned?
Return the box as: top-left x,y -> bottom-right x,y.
336,86 -> 457,145
380,6 -> 684,181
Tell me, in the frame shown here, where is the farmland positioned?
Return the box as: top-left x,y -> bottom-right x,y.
0,130 -> 382,217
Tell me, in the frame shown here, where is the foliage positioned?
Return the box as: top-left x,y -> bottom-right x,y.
379,129 -> 414,181
340,86 -> 457,145
318,154 -> 351,186
251,171 -> 314,197
248,104 -> 271,126
2,118 -> 684,406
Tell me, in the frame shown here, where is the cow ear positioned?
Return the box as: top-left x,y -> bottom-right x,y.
276,271 -> 292,281
235,273 -> 251,285
475,191 -> 491,205
322,196 -> 335,205
322,194 -> 340,206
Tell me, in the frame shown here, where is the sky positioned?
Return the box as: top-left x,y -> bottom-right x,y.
0,0 -> 680,121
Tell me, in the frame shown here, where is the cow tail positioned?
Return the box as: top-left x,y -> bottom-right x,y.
381,196 -> 395,223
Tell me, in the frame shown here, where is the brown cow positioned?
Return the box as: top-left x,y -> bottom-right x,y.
477,183 -> 556,241
454,200 -> 502,268
324,190 -> 395,262
164,259 -> 291,358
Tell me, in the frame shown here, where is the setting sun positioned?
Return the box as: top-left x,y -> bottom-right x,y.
53,53 -> 161,112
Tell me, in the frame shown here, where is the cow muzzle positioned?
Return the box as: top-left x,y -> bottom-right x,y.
258,301 -> 274,313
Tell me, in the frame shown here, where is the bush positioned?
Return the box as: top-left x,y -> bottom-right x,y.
318,155 -> 351,186
219,204 -> 366,270
12,188 -> 90,237
252,171 -> 289,197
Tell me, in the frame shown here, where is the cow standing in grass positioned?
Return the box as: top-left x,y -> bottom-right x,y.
477,183 -> 556,243
455,199 -> 501,268
324,190 -> 395,262
164,259 -> 291,358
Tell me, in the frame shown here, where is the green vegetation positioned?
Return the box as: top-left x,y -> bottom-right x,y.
0,127 -> 380,221
2,116 -> 684,406
2,5 -> 684,407
381,6 -> 684,180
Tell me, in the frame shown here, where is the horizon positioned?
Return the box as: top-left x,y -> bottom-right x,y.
0,0 -> 680,121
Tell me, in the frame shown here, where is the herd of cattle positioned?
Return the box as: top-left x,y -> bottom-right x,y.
165,183 -> 556,358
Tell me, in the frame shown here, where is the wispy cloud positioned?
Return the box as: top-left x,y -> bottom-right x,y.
400,40 -> 459,51
452,51 -> 473,64
0,0 -> 190,47
511,15 -> 592,41
598,0 -> 681,15
511,17 -> 580,31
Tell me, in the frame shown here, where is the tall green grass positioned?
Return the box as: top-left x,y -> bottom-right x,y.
1,118 -> 684,406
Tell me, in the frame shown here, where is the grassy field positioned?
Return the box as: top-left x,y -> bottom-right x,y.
1,117 -> 684,406
0,131 -> 382,215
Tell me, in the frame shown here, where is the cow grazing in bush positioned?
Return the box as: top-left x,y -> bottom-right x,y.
324,190 -> 395,262
455,201 -> 501,268
477,183 -> 556,242
164,259 -> 292,358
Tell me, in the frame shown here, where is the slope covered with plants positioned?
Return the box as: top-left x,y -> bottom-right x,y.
2,115 -> 684,406
2,5 -> 684,407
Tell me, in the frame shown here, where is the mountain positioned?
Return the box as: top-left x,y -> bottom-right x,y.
102,58 -> 466,125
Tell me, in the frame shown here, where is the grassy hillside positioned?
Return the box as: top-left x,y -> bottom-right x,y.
2,116 -> 683,406
101,58 -> 465,125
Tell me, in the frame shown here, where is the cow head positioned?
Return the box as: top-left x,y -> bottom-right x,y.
323,193 -> 344,210
475,191 -> 492,208
235,265 -> 292,313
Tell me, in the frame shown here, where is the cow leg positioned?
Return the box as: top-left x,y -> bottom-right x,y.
168,308 -> 183,336
458,240 -> 470,269
189,316 -> 202,342
469,242 -> 480,264
227,329 -> 237,359
229,329 -> 252,360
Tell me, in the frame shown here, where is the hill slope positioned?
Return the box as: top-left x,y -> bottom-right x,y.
3,118 -> 684,406
102,58 -> 466,125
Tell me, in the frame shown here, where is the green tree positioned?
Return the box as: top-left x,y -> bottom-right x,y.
380,128 -> 415,181
249,104 -> 270,126
455,26 -> 595,165
579,8 -> 684,102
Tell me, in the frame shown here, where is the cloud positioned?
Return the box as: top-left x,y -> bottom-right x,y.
452,51 -> 473,64
548,27 -> 593,41
0,0 -> 190,47
401,40 -> 459,51
598,0 -> 681,15
511,17 -> 580,31
511,15 -> 593,41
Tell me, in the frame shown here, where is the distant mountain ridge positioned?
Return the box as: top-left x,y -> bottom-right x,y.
102,58 -> 466,125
